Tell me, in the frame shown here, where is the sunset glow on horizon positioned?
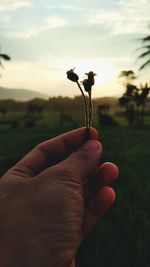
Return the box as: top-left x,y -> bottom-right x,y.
0,0 -> 150,98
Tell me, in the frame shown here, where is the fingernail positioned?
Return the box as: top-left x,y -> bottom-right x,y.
80,140 -> 102,153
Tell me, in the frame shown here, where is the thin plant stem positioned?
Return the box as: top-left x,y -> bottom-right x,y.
76,81 -> 89,129
88,90 -> 93,128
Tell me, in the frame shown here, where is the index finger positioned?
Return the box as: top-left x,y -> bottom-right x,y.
10,127 -> 99,177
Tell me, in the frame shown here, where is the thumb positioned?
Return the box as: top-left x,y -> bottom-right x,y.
54,140 -> 102,183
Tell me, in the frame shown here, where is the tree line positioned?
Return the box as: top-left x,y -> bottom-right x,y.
118,70 -> 150,126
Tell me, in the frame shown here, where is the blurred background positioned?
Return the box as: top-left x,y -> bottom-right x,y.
0,0 -> 150,266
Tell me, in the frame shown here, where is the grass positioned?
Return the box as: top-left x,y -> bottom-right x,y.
0,111 -> 150,267
77,125 -> 150,267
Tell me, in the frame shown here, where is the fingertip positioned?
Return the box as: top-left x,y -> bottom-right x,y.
67,127 -> 99,143
103,162 -> 119,178
88,186 -> 116,217
79,140 -> 102,154
99,186 -> 116,204
96,162 -> 119,186
88,127 -> 99,140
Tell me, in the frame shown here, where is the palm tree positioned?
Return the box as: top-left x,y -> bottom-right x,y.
135,83 -> 150,125
0,46 -> 11,76
138,35 -> 150,70
118,70 -> 136,85
118,70 -> 137,125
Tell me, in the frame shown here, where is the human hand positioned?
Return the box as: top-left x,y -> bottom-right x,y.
0,127 -> 118,267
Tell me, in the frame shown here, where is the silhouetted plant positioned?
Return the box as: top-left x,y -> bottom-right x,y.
0,46 -> 11,76
118,70 -> 137,125
119,70 -> 136,85
67,68 -> 96,138
137,33 -> 150,71
118,70 -> 150,125
136,83 -> 150,125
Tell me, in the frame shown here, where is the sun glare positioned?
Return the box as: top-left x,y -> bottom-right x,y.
63,57 -> 116,84
2,57 -> 119,97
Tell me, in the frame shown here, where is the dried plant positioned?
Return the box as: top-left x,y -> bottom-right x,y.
66,68 -> 96,139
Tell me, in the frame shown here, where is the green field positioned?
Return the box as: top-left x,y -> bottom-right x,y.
0,111 -> 150,267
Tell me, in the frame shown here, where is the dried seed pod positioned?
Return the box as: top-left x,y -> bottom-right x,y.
66,68 -> 79,82
66,68 -> 96,141
82,71 -> 96,92
81,78 -> 92,92
85,71 -> 96,85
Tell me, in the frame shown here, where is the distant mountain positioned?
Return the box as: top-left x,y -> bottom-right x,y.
0,87 -> 49,101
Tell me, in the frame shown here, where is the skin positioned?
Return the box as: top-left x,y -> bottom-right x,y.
0,127 -> 118,267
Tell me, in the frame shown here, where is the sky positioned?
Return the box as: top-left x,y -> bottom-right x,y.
0,0 -> 150,98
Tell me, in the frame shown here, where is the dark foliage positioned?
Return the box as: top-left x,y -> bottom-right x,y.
118,70 -> 150,125
137,32 -> 150,70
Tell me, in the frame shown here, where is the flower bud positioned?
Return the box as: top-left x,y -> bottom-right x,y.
82,71 -> 97,92
85,71 -> 96,86
81,79 -> 92,92
66,68 -> 79,82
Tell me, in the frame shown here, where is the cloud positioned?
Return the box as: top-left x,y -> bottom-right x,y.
0,14 -> 11,23
5,16 -> 69,39
7,28 -> 41,39
45,16 -> 69,28
118,0 -> 149,7
41,3 -> 83,11
0,0 -> 32,13
85,0 -> 150,35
